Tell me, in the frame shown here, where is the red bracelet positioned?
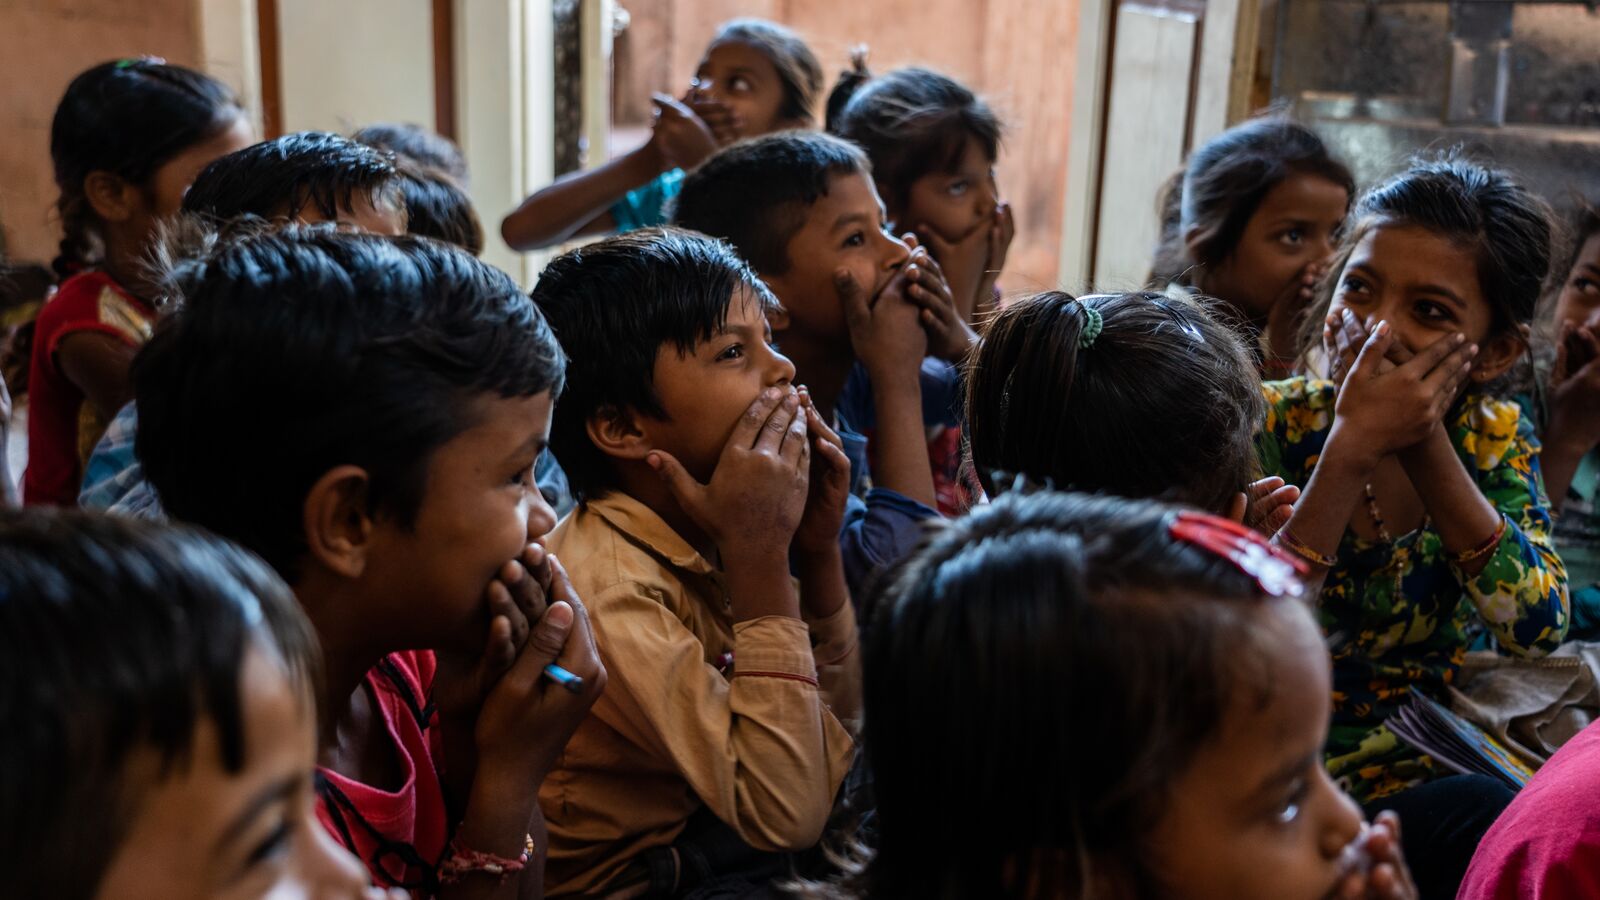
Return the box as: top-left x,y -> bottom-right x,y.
437,834 -> 533,885
1452,516 -> 1507,565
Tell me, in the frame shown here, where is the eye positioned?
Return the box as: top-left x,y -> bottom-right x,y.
1338,274 -> 1371,298
946,179 -> 971,197
716,342 -> 745,361
1415,300 -> 1455,323
246,820 -> 292,867
1575,276 -> 1599,296
1280,227 -> 1305,246
1276,777 -> 1309,825
729,75 -> 753,93
510,463 -> 536,488
842,231 -> 866,249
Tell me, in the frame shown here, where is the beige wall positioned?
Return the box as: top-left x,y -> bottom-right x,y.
275,0 -> 436,134
612,0 -> 1079,290
0,0 -> 203,267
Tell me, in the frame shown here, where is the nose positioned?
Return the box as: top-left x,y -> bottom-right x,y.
768,346 -> 797,388
880,230 -> 911,271
526,460 -> 558,540
1318,775 -> 1366,862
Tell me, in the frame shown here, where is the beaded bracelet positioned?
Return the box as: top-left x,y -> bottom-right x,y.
1275,529 -> 1338,568
1452,516 -> 1507,565
437,834 -> 534,885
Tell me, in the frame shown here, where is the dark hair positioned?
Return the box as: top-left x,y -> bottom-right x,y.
530,227 -> 776,502
827,60 -> 1001,221
1297,154 -> 1554,362
1558,198 -> 1600,284
671,132 -> 867,275
181,131 -> 401,225
49,58 -> 243,277
708,19 -> 824,124
965,291 -> 1265,514
1151,116 -> 1353,285
0,510 -> 318,900
133,226 -> 565,577
839,490 -> 1294,899
393,163 -> 484,255
351,122 -> 469,184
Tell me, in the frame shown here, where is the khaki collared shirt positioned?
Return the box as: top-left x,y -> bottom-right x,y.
541,493 -> 860,897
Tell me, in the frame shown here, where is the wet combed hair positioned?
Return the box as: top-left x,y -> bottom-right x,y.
839,490 -> 1292,900
827,61 -> 1002,221
393,163 -> 485,255
49,58 -> 243,277
1297,153 -> 1555,363
0,510 -> 318,900
530,228 -> 777,502
181,131 -> 402,226
709,19 -> 824,124
1151,116 -> 1353,285
352,122 -> 469,184
671,132 -> 868,275
965,291 -> 1265,514
133,226 -> 565,578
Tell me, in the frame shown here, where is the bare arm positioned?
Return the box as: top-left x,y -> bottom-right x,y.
500,144 -> 662,251
56,331 -> 138,421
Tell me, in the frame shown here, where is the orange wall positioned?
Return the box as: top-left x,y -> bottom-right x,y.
615,0 -> 1079,290
0,0 -> 202,267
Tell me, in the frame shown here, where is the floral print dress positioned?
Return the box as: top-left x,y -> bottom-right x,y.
1257,377 -> 1569,804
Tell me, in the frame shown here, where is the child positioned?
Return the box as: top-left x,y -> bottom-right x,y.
1533,200 -> 1600,637
964,289 -> 1300,530
1150,115 -> 1354,376
801,490 -> 1415,899
132,226 -> 605,897
392,163 -> 485,256
529,229 -> 858,896
673,132 -> 963,570
79,131 -> 406,516
827,58 -> 1011,323
1261,157 -> 1567,893
501,18 -> 822,250
24,57 -> 254,505
353,122 -> 470,185
0,510 -> 402,900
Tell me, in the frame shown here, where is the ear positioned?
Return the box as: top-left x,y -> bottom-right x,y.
301,465 -> 377,580
1470,324 -> 1529,384
586,405 -> 654,463
82,171 -> 140,224
1225,491 -> 1249,523
1183,224 -> 1206,261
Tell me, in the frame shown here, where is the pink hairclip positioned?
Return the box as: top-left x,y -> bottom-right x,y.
1169,510 -> 1306,598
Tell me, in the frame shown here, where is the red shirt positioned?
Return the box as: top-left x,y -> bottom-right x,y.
1458,720 -> 1600,899
23,271 -> 153,505
316,651 -> 449,896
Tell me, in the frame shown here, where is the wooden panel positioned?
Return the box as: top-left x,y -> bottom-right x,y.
433,0 -> 457,140
1092,2 -> 1199,289
0,0 -> 202,264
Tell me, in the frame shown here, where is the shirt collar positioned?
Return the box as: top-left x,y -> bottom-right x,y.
581,491 -> 717,576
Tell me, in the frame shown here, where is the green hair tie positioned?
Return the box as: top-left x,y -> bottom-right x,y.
1077,303 -> 1104,349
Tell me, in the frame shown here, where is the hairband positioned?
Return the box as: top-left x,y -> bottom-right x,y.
1168,510 -> 1305,598
1077,303 -> 1104,349
115,56 -> 165,69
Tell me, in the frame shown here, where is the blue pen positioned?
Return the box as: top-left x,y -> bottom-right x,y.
543,663 -> 585,694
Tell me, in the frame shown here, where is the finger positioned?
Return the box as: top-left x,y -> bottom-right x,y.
900,231 -> 921,252
483,613 -> 516,679
1350,321 -> 1395,379
782,403 -> 810,468
1247,476 -> 1286,500
650,92 -> 695,120
1226,491 -> 1248,523
801,390 -> 845,451
1420,336 -> 1476,387
1405,331 -> 1467,377
523,541 -> 554,595
815,429 -> 851,477
507,599 -> 576,686
546,554 -> 603,673
647,449 -> 707,518
834,269 -> 871,325
485,578 -> 528,651
732,387 -> 786,450
1555,327 -> 1572,382
755,391 -> 801,455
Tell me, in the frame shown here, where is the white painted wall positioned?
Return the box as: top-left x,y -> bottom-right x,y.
198,0 -> 264,135
276,0 -> 436,134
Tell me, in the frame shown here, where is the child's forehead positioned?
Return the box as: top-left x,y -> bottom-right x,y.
699,39 -> 775,73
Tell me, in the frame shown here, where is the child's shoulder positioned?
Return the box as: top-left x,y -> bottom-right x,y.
1260,376 -> 1337,446
1261,375 -> 1337,409
1456,393 -> 1536,471
35,270 -> 151,344
548,494 -> 715,609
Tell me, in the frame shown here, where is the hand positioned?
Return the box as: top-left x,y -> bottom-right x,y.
649,93 -> 719,171
977,201 -> 1015,316
685,90 -> 743,145
1228,476 -> 1301,535
1333,812 -> 1418,900
900,234 -> 977,361
792,386 -> 853,557
648,387 -> 812,563
1333,322 -> 1477,467
433,544 -> 559,724
916,217 -> 993,325
474,554 -> 605,779
1547,320 -> 1600,454
839,265 -> 928,385
1265,259 -> 1326,366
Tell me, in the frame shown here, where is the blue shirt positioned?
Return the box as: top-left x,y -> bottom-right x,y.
609,169 -> 685,232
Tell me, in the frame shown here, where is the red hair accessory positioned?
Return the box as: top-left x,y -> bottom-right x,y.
1169,510 -> 1306,598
